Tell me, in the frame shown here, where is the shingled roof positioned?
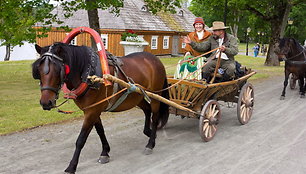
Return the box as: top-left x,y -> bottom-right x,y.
48,0 -> 196,32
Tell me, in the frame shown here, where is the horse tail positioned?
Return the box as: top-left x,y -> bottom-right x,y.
158,77 -> 170,129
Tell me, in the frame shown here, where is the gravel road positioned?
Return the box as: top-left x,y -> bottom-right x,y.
1,76 -> 306,174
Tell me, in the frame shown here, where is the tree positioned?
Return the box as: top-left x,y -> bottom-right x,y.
190,0 -> 305,66
190,0 -> 245,38
0,0 -> 58,61
242,0 -> 293,66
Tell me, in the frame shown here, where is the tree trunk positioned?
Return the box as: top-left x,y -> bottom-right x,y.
86,0 -> 101,50
4,44 -> 11,61
264,2 -> 291,66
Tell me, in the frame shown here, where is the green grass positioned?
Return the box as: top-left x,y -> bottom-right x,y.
0,60 -> 81,135
0,55 -> 283,135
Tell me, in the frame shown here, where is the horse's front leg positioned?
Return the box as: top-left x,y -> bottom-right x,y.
95,116 -> 111,164
64,116 -> 95,174
281,71 -> 290,100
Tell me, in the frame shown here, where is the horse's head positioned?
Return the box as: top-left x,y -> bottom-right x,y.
32,43 -> 68,110
274,38 -> 290,61
274,38 -> 303,61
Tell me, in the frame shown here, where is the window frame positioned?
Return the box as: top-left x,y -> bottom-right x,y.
151,36 -> 158,49
163,36 -> 170,49
100,34 -> 108,50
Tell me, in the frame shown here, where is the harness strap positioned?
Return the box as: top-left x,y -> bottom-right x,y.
106,83 -> 137,112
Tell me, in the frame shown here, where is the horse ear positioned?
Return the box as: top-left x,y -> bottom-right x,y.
35,44 -> 42,54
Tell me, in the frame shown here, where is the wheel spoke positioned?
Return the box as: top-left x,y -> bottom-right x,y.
208,105 -> 213,116
212,104 -> 216,115
244,108 -> 250,122
240,104 -> 245,111
242,96 -> 246,104
247,88 -> 253,98
203,122 -> 209,132
211,125 -> 216,133
205,125 -> 210,137
241,106 -> 246,120
212,109 -> 220,118
208,126 -> 212,137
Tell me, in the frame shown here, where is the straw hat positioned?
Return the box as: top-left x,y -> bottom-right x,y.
210,21 -> 229,30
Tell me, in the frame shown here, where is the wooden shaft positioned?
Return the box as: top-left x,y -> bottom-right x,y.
94,74 -> 199,115
210,48 -> 222,84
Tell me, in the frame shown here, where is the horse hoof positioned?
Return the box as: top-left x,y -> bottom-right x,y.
300,95 -> 305,99
144,147 -> 153,155
64,170 -> 75,174
64,168 -> 75,174
280,96 -> 285,100
98,156 -> 110,164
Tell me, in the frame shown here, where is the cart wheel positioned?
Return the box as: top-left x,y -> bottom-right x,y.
237,82 -> 254,125
199,100 -> 221,142
289,74 -> 296,90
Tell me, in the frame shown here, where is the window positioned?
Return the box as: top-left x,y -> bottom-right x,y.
151,36 -> 158,49
100,34 -> 108,49
66,33 -> 77,45
178,10 -> 184,17
182,42 -> 186,48
141,5 -> 148,12
163,36 -> 170,49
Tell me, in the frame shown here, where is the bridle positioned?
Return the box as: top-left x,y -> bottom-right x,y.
280,41 -> 306,61
39,45 -> 66,99
283,48 -> 306,61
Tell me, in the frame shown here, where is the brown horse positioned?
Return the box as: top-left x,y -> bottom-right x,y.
275,38 -> 306,99
32,42 -> 169,173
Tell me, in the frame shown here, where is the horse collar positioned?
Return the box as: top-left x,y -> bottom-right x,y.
62,83 -> 88,99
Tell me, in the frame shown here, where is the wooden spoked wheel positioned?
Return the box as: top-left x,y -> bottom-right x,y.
237,82 -> 254,125
199,100 -> 221,142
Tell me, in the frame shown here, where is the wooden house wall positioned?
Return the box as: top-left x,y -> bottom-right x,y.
36,29 -> 187,57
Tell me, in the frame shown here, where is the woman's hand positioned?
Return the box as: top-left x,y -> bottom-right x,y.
182,36 -> 191,44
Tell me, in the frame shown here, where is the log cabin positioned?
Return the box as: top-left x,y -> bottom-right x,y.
35,0 -> 196,57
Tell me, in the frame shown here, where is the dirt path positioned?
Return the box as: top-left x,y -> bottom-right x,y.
1,76 -> 306,174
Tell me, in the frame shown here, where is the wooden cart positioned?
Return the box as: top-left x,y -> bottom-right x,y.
99,69 -> 256,142
167,70 -> 256,142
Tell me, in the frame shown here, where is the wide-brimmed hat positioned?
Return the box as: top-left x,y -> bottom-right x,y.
210,21 -> 229,30
193,17 -> 205,26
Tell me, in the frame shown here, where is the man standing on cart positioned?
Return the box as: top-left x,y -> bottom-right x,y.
183,21 -> 239,82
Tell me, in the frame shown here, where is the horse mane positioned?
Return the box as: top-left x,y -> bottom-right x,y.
32,43 -> 92,85
280,37 -> 303,50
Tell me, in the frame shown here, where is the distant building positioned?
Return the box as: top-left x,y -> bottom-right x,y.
35,0 -> 196,56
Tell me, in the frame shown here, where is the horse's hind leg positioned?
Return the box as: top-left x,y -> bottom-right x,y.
144,102 -> 160,155
298,75 -> 305,98
95,117 -> 111,164
139,101 -> 152,137
280,71 -> 290,100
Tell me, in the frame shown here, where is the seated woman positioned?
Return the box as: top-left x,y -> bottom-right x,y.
174,17 -> 211,80
174,55 -> 205,80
